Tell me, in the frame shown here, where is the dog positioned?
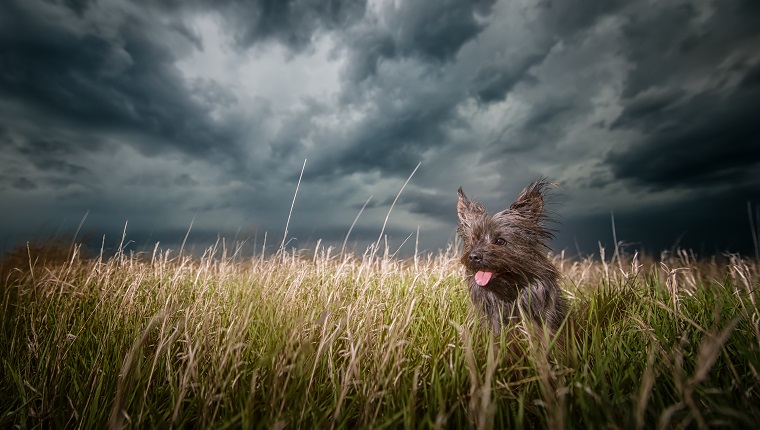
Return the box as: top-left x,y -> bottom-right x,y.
456,180 -> 567,336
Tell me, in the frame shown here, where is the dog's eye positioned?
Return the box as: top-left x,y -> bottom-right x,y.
494,238 -> 506,246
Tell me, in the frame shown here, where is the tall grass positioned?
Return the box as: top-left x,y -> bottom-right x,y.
1,240 -> 759,428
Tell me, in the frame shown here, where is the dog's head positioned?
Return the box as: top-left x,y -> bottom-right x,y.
457,180 -> 556,288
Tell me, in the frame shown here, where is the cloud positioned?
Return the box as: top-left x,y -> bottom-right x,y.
560,181 -> 760,256
0,0 -> 244,162
11,177 -> 37,191
605,1 -> 760,191
607,86 -> 760,190
311,94 -> 460,178
470,55 -> 545,104
223,0 -> 367,51
1,0 -> 759,257
344,0 -> 497,82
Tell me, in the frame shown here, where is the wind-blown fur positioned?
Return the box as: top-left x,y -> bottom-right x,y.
457,180 -> 567,335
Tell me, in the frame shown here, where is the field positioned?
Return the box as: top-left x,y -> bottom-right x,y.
1,240 -> 759,429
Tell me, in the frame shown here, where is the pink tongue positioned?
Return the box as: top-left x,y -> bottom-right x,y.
474,271 -> 493,286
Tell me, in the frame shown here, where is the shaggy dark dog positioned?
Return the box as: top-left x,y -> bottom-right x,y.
457,180 -> 567,335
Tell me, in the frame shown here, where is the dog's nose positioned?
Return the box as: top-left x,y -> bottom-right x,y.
468,251 -> 483,263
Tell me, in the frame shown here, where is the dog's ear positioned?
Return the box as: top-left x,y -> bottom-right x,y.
509,180 -> 548,219
457,187 -> 486,232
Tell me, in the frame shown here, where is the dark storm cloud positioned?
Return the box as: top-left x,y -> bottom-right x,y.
0,1 -> 243,161
406,197 -> 459,229
304,0 -> 507,180
12,138 -> 92,177
470,0 -> 626,105
605,0 -> 760,191
538,0 -> 627,39
11,177 -> 37,191
3,0 -> 760,258
365,188 -> 455,225
560,182 -> 760,257
617,0 -> 760,99
325,99 -> 458,177
470,55 -> 545,104
487,102 -> 575,155
607,86 -> 760,190
29,158 -> 92,177
344,0 -> 496,82
610,87 -> 684,126
123,171 -> 201,189
224,0 -> 367,51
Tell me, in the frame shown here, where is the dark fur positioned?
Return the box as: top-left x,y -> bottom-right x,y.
457,180 -> 567,335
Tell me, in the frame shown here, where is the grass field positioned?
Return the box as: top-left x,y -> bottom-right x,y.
1,240 -> 759,429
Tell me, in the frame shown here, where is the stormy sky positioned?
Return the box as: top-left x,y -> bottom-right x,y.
1,0 -> 759,258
